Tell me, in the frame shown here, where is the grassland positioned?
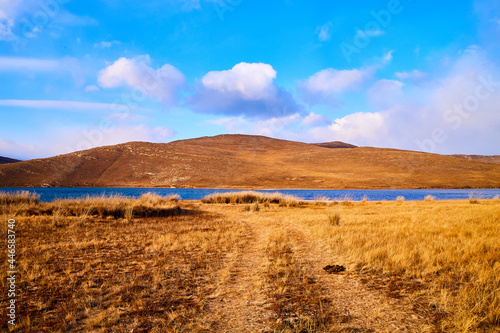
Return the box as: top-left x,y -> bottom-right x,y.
0,192 -> 499,332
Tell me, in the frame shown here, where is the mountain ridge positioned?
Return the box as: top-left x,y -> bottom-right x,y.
1,134 -> 499,189
0,156 -> 21,164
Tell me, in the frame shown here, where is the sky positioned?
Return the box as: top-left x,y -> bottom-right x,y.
0,0 -> 500,160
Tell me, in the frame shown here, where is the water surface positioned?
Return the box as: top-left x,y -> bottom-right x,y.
1,187 -> 499,203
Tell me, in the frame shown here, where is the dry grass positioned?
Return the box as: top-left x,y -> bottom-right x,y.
424,195 -> 436,201
327,212 -> 341,226
1,192 -> 499,332
0,193 -> 246,332
267,199 -> 500,332
10,192 -> 181,219
202,191 -> 301,207
264,232 -> 337,332
0,191 -> 40,205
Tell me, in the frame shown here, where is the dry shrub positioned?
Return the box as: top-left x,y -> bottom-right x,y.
202,191 -> 300,206
469,192 -> 482,204
14,193 -> 182,219
0,191 -> 40,205
313,195 -> 329,206
327,212 -> 341,226
424,195 -> 435,201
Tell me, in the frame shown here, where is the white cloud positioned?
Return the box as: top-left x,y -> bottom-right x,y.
0,57 -> 59,71
190,62 -> 301,118
0,124 -> 175,160
0,0 -> 96,42
94,40 -> 121,48
0,0 -> 24,40
306,49 -> 500,154
302,112 -> 331,127
367,79 -> 404,109
0,57 -> 85,86
310,111 -> 389,146
98,55 -> 186,106
298,67 -> 373,106
355,29 -> 385,39
316,22 -> 332,42
395,70 -> 427,85
209,113 -> 302,138
202,62 -> 277,100
0,99 -> 152,112
383,50 -> 394,64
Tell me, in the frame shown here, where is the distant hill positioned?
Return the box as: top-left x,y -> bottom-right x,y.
0,134 -> 499,189
312,141 -> 358,149
0,156 -> 21,164
451,154 -> 500,165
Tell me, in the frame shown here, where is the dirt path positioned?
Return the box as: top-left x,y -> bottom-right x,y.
205,215 -> 274,332
203,206 -> 430,332
277,218 -> 432,333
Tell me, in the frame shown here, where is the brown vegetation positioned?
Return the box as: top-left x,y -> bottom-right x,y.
1,192 -> 499,332
1,134 -> 500,189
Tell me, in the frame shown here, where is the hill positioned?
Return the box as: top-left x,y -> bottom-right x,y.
312,141 -> 357,149
0,134 -> 499,189
0,156 -> 21,164
451,154 -> 500,165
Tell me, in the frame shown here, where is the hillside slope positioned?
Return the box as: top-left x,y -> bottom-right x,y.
0,134 -> 499,189
451,154 -> 500,165
0,156 -> 21,164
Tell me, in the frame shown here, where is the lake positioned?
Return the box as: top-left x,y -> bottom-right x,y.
1,187 -> 500,202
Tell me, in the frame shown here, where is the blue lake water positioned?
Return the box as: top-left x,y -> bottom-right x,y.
1,187 -> 500,203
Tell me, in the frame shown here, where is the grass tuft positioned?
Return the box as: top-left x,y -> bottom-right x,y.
424,195 -> 435,201
0,191 -> 40,206
327,212 -> 341,226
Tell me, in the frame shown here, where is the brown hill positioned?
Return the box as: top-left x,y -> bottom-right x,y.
451,154 -> 500,165
0,156 -> 21,164
312,141 -> 358,149
0,134 -> 499,189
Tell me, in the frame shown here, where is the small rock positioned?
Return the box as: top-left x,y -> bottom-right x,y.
323,265 -> 346,274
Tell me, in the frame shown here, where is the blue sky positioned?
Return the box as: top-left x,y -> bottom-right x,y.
1,0 -> 499,160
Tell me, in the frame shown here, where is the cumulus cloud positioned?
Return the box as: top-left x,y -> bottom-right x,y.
309,111 -> 389,146
298,67 -> 373,107
98,55 -> 186,106
303,49 -> 500,154
189,62 -> 302,118
316,22 -> 332,42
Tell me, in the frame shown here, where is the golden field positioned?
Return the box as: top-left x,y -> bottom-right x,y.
0,191 -> 499,332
